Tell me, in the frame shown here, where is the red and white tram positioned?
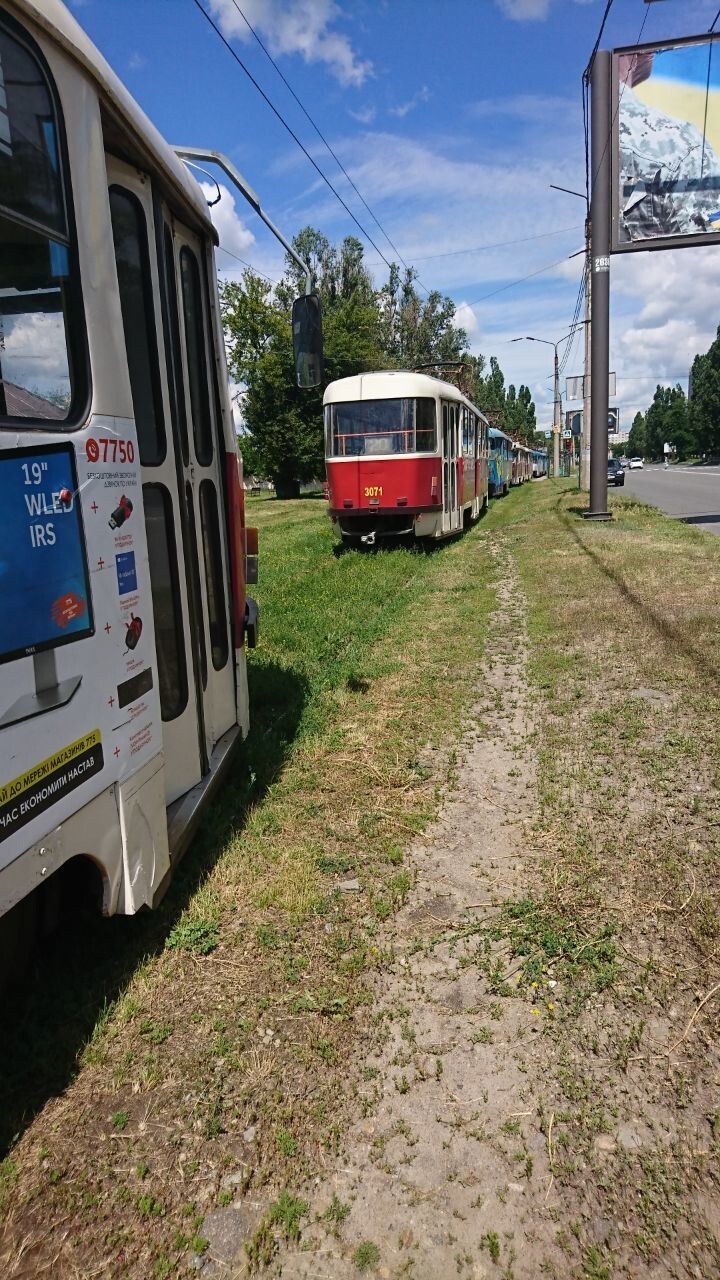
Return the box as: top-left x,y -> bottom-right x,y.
324,371 -> 489,545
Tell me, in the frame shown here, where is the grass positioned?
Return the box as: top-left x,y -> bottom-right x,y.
353,1240 -> 381,1271
0,495 -> 496,1276
6,480 -> 720,1277
484,478 -> 720,1275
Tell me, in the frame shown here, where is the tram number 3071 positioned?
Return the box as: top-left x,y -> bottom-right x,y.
363,486 -> 383,497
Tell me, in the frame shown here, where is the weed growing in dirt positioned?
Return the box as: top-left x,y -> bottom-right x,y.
353,1240 -> 381,1271
165,915 -> 219,955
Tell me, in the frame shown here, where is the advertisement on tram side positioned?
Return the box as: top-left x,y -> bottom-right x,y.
0,424 -> 161,871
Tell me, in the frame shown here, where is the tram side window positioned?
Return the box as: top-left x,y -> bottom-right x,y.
161,223 -> 189,465
199,479 -> 229,672
0,19 -> 84,424
415,399 -> 436,452
185,481 -> 208,691
180,246 -> 213,466
142,485 -> 188,721
109,187 -> 165,465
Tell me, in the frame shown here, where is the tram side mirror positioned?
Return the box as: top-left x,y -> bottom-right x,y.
292,294 -> 324,389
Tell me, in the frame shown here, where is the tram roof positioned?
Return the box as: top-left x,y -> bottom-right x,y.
323,370 -> 486,414
488,426 -> 512,443
9,0 -> 215,238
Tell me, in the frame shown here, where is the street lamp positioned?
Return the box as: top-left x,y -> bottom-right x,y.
511,325 -> 586,477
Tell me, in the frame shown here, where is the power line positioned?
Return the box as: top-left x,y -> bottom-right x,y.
366,224 -> 583,268
583,2 -> 651,208
461,253 -> 581,308
584,0 -> 615,84
227,0 -> 414,277
190,0 -> 396,275
216,244 -> 281,283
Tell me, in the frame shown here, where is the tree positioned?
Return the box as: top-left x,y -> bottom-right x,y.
221,227 -> 472,494
378,264 -> 468,368
643,384 -> 692,460
627,410 -> 646,458
689,326 -> 720,457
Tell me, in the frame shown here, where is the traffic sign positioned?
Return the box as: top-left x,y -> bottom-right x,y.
608,407 -> 619,433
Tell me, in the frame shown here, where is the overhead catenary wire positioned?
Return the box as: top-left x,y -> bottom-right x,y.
190,0 -> 396,275
364,224 -> 583,268
226,0 -> 417,280
583,1 -> 651,210
461,249 -> 579,309
216,244 -> 282,283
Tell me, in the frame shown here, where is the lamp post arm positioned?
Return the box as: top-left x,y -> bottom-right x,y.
173,146 -> 313,294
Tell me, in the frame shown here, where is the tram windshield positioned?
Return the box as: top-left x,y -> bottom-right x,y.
326,397 -> 437,457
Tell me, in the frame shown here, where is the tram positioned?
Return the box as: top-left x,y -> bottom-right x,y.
324,371 -> 489,544
488,427 -> 513,497
532,447 -> 549,478
511,442 -> 533,486
0,0 -> 320,928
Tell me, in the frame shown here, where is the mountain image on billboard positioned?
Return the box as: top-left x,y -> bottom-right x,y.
616,37 -> 720,249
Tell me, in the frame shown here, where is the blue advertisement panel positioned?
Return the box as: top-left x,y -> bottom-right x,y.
0,443 -> 94,663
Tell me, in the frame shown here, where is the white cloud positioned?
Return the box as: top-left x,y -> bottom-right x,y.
200,181 -> 256,259
469,93 -> 576,123
495,0 -> 551,21
348,105 -> 376,125
454,301 -> 480,341
390,86 -> 431,119
208,0 -> 372,87
127,51 -> 146,72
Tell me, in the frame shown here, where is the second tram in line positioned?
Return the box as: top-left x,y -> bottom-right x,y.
324,371 -> 490,545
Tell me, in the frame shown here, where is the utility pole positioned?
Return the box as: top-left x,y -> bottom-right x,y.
581,216 -> 592,491
553,347 -> 561,477
586,49 -> 611,519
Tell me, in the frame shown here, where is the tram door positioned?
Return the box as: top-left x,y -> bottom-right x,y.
107,158 -> 234,806
442,402 -> 459,530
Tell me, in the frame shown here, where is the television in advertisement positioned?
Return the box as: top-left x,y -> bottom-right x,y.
0,443 -> 93,665
612,34 -> 720,252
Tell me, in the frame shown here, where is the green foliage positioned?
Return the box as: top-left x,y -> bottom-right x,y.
480,1231 -> 501,1263
644,384 -> 692,460
627,410 -> 646,459
690,324 -> 720,456
220,226 -> 531,490
165,916 -> 219,955
268,1189 -> 308,1241
353,1240 -> 381,1271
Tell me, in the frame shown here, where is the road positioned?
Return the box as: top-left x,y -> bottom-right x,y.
622,463 -> 720,537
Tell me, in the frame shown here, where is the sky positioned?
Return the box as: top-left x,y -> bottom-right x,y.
70,0 -> 720,433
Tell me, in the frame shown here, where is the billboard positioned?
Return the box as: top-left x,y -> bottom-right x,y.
612,34 -> 720,252
565,373 -> 616,400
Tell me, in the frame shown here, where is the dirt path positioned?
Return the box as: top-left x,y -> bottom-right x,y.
237,544 -> 565,1278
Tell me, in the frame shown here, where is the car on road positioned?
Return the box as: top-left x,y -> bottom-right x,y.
628,457 -> 644,470
607,458 -> 625,486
